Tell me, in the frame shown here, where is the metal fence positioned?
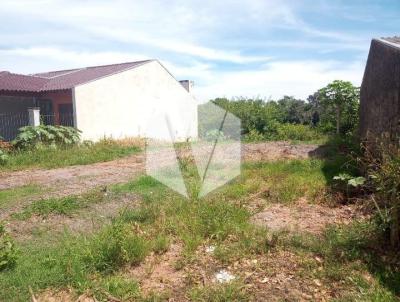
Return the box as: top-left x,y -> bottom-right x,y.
0,112 -> 29,141
0,113 -> 75,141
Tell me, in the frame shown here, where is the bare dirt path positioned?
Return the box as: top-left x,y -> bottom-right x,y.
0,142 -> 322,192
0,142 -> 323,224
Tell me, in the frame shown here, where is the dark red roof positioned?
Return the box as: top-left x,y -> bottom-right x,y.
0,72 -> 48,92
0,60 -> 152,92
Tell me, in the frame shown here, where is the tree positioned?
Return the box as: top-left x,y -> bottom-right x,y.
318,80 -> 359,135
277,96 -> 312,125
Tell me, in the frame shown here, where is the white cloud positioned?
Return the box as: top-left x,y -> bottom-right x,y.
191,60 -> 365,101
0,47 -> 149,73
0,46 -> 366,102
0,0 -> 374,101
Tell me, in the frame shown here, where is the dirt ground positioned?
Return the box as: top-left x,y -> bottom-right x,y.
5,141 -> 350,301
252,197 -> 366,235
0,142 -> 322,192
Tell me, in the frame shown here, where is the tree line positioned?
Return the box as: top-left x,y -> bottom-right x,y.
201,80 -> 360,140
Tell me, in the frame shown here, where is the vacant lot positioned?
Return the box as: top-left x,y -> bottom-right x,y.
0,142 -> 398,301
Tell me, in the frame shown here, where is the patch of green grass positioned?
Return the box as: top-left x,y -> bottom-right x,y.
189,281 -> 250,301
0,139 -> 141,171
0,185 -> 43,209
112,175 -> 269,259
242,159 -> 328,204
12,191 -> 105,219
0,221 -> 150,301
152,234 -> 170,255
98,275 -> 140,301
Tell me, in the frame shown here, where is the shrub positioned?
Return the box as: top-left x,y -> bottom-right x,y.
243,129 -> 265,142
0,224 -> 17,271
12,125 -> 81,150
361,145 -> 400,247
0,150 -> 8,165
273,123 -> 323,141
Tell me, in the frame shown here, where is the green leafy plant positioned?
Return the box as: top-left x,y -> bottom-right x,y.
0,224 -> 17,271
0,150 -> 8,165
243,129 -> 265,142
273,123 -> 324,141
204,129 -> 226,141
333,173 -> 366,187
12,125 -> 81,150
333,173 -> 366,200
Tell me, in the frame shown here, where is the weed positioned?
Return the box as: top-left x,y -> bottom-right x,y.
0,224 -> 17,271
189,281 -> 250,301
13,191 -> 105,219
98,275 -> 140,300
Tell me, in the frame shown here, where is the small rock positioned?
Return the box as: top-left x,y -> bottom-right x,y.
205,246 -> 215,253
215,270 -> 235,283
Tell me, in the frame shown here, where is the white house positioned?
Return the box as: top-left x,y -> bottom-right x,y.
0,60 -> 198,141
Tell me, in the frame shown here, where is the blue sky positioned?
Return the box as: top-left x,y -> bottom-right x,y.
0,0 -> 399,101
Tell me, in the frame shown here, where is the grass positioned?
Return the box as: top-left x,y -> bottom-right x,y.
12,190 -> 106,220
0,184 -> 43,210
275,219 -> 400,301
0,139 -> 142,171
189,281 -> 249,301
1,155 -> 399,301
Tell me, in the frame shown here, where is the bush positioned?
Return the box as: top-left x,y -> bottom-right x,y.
273,123 -> 323,141
360,144 -> 400,246
0,150 -> 8,165
243,129 -> 265,142
0,224 -> 17,271
12,125 -> 81,150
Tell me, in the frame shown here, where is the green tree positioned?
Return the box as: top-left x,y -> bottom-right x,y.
318,80 -> 359,135
277,96 -> 313,125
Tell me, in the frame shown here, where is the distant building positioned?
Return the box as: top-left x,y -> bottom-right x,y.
360,37 -> 400,144
0,60 -> 197,141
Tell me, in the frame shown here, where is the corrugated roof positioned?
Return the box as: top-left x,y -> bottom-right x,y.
0,60 -> 152,92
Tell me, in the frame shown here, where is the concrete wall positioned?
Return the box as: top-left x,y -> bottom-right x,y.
74,60 -> 198,141
360,39 -> 400,143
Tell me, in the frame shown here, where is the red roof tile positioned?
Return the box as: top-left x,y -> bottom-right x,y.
0,60 -> 152,92
0,71 -> 48,92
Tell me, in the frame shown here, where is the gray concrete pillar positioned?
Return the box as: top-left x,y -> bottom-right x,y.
28,107 -> 40,127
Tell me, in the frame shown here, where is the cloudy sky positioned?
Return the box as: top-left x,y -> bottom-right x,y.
1,0 -> 399,101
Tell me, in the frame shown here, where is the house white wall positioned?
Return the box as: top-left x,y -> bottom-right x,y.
73,61 -> 198,141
